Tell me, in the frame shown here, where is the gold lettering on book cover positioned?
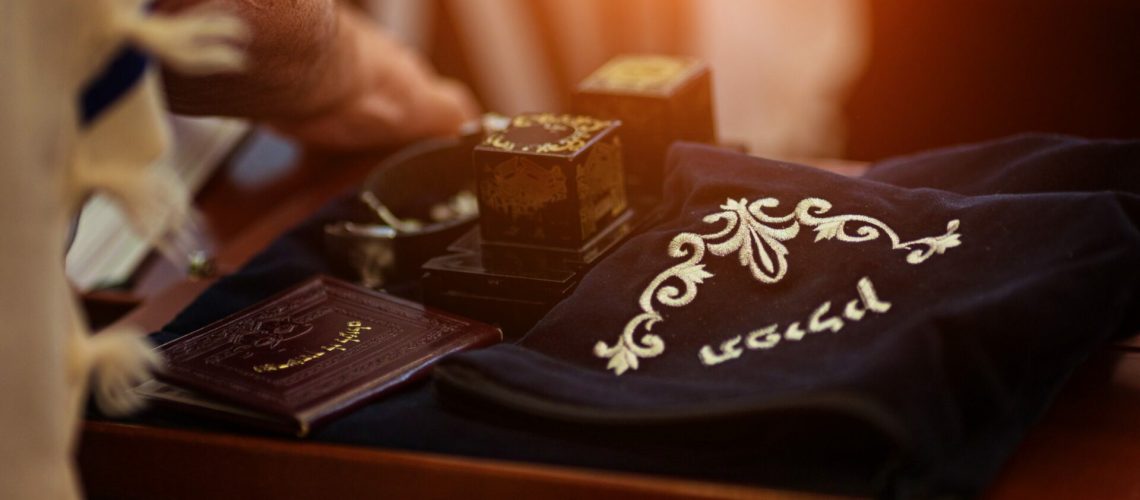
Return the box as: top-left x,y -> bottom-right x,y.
252,320 -> 372,373
156,279 -> 493,414
594,197 -> 963,375
284,327 -> 451,403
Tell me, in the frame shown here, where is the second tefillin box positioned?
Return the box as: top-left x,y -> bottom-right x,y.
422,113 -> 637,337
573,55 -> 717,201
474,113 -> 629,257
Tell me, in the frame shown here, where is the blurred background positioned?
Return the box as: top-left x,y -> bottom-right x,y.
365,0 -> 1140,161
67,0 -> 1140,294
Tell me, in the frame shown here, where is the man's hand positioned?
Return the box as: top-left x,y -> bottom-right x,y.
160,1 -> 478,151
269,7 -> 478,151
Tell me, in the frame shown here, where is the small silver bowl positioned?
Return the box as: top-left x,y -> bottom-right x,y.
323,222 -> 397,289
325,136 -> 479,288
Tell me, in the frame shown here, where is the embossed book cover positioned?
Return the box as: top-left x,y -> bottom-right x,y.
140,275 -> 502,436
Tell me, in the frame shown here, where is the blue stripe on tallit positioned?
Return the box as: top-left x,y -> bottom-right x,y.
79,46 -> 149,127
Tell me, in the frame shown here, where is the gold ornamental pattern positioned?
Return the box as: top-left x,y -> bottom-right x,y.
479,156 -> 568,218
580,55 -> 700,94
593,197 -> 963,375
575,137 -> 627,238
483,113 -> 613,155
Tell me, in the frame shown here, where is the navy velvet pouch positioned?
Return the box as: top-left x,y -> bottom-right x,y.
433,136 -> 1140,497
145,134 -> 1140,499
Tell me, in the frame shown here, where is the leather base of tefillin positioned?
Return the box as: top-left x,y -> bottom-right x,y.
421,207 -> 650,339
421,233 -> 577,340
423,112 -> 638,337
478,207 -> 638,268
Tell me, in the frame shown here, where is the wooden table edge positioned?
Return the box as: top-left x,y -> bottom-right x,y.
80,420 -> 836,499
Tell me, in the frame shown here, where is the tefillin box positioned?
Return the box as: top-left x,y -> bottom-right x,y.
474,113 -> 629,255
422,113 -> 638,337
573,55 -> 717,202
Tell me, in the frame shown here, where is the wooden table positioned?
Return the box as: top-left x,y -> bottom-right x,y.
78,148 -> 1140,499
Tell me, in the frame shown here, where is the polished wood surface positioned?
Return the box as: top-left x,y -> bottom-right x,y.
847,0 -> 1140,161
137,148 -> 392,299
80,421 -> 827,500
986,349 -> 1140,500
78,151 -> 1140,499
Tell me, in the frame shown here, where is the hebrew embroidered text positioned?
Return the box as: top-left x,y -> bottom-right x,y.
594,196 -> 961,376
699,277 -> 891,366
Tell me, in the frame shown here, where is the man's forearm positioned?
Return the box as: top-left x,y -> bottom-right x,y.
157,0 -> 361,120
157,0 -> 479,150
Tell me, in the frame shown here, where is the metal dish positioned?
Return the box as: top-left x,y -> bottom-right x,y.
325,136 -> 479,288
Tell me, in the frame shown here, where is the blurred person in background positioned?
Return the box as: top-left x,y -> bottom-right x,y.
156,0 -> 865,157
159,0 -> 480,151
367,0 -> 868,158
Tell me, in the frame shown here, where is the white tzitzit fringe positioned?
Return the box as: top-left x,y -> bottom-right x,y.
81,326 -> 164,416
75,0 -> 248,416
112,0 -> 250,75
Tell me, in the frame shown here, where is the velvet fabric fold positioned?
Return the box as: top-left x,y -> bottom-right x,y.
145,134 -> 1140,498
434,136 -> 1140,497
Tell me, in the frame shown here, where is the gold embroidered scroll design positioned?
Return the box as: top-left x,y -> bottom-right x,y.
593,197 -> 962,375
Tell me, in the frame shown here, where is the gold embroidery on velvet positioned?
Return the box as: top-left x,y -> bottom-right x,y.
844,278 -> 892,320
745,325 -> 779,349
783,322 -> 807,341
808,302 -> 844,333
699,277 -> 892,367
698,335 -> 744,366
855,276 -> 892,313
594,197 -> 962,375
844,299 -> 867,321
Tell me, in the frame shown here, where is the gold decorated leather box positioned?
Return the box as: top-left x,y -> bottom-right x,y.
474,113 -> 628,251
573,55 -> 717,200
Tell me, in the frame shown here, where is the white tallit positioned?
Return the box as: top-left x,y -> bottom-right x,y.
0,1 -> 245,498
